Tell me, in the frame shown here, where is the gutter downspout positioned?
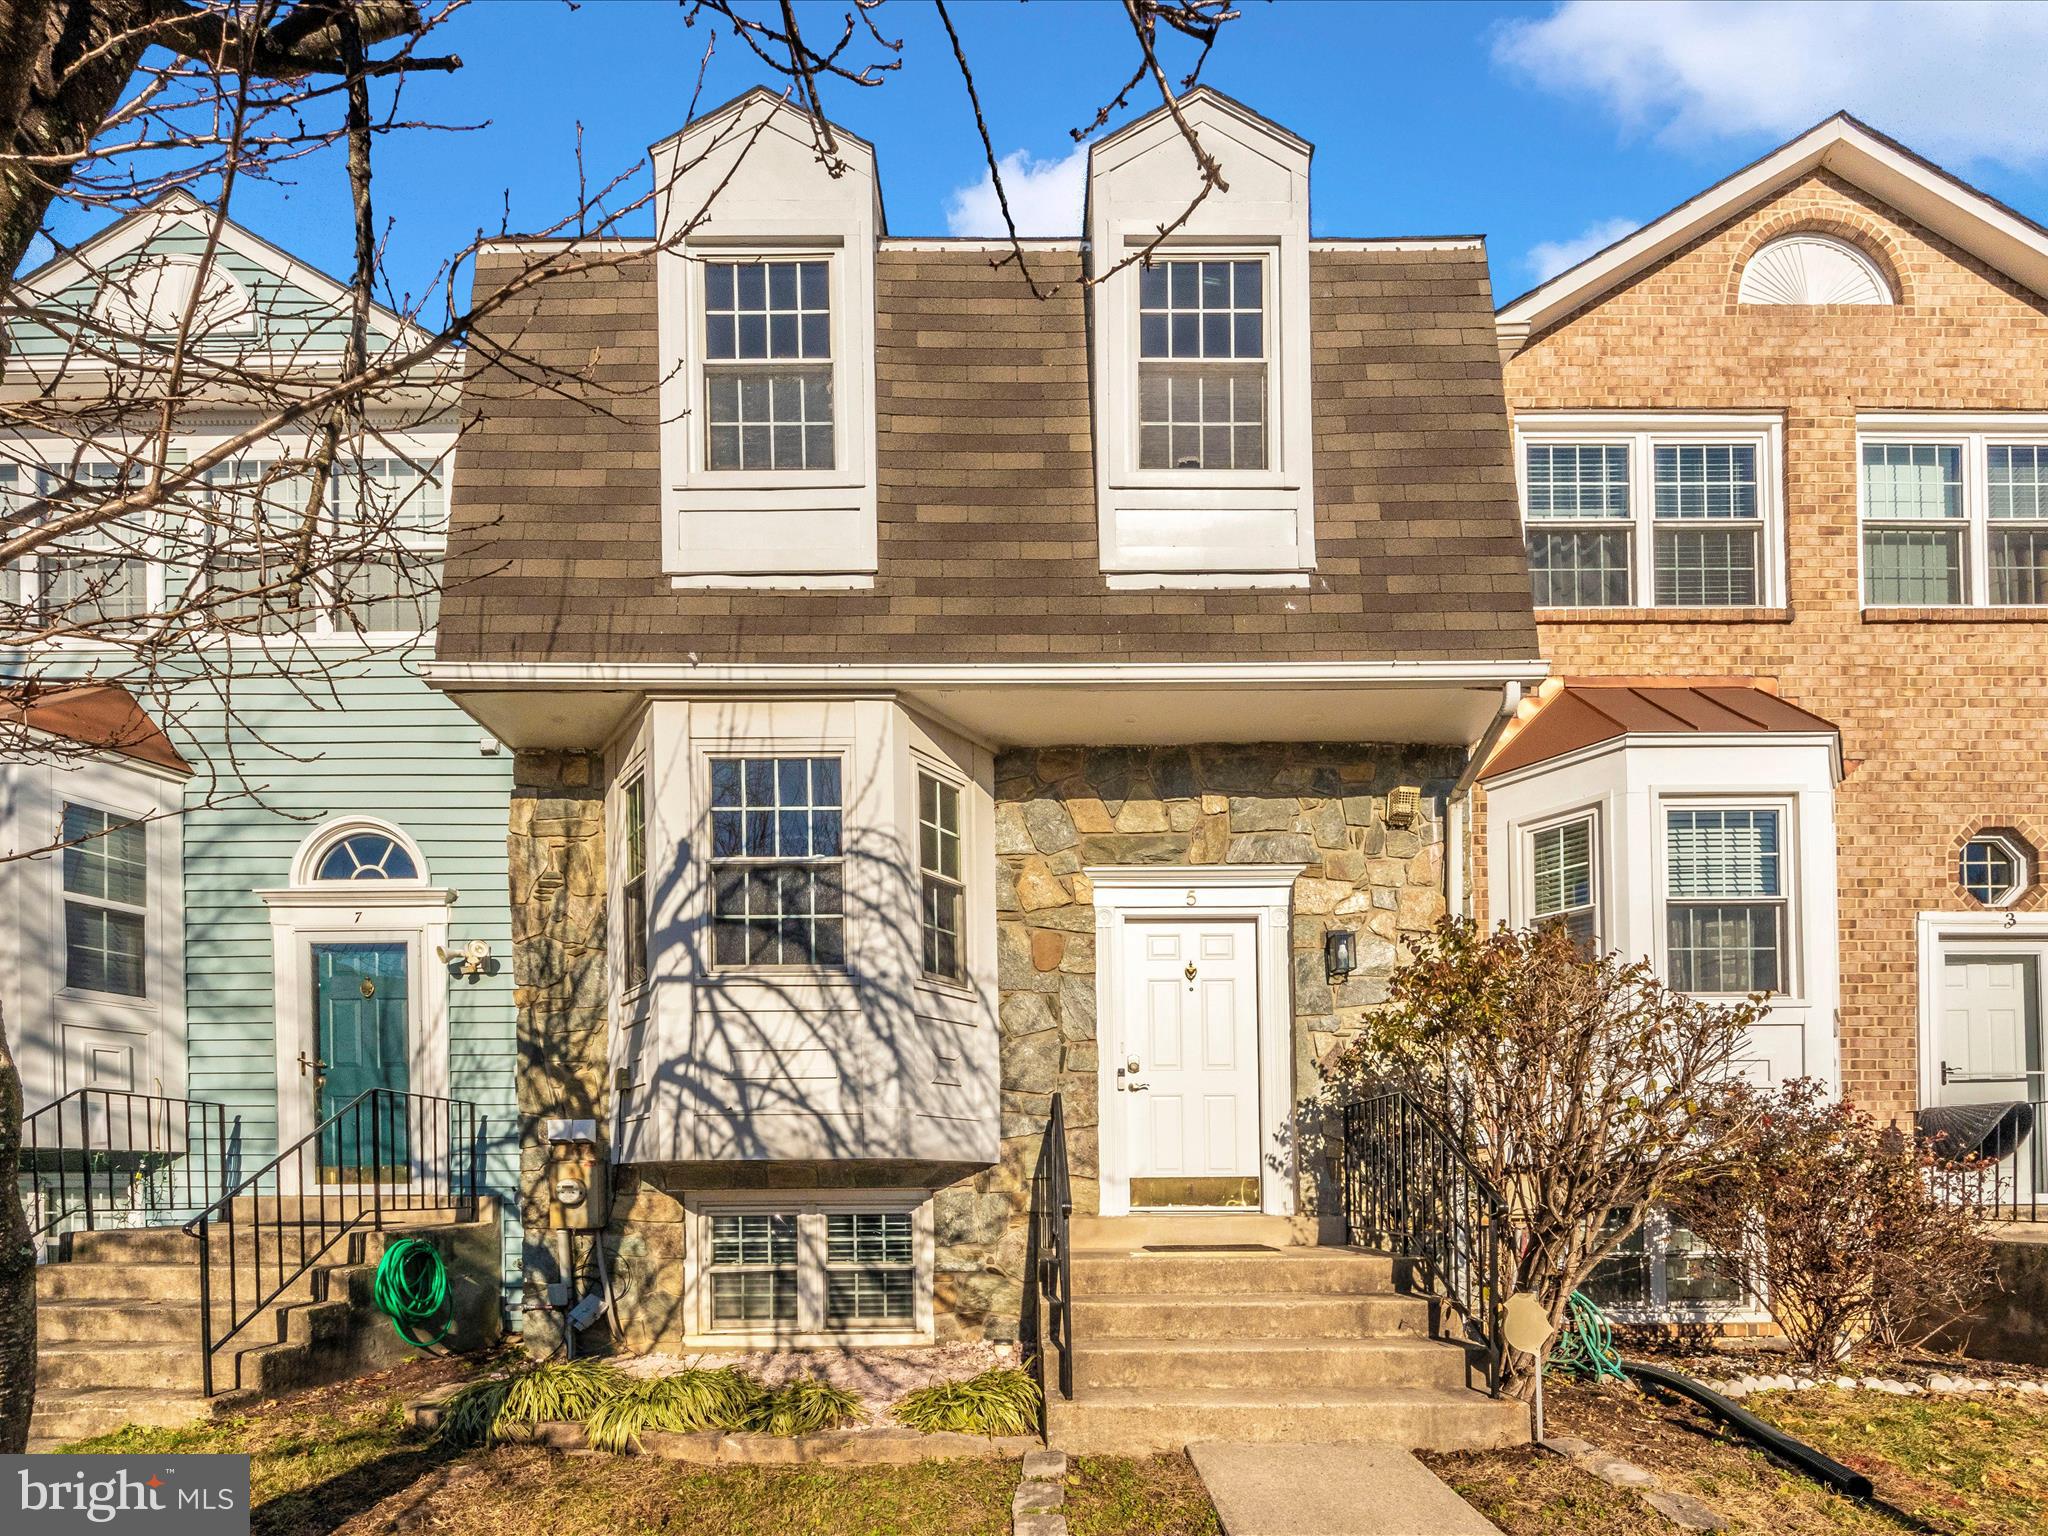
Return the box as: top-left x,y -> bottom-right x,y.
1446,681 -> 1523,921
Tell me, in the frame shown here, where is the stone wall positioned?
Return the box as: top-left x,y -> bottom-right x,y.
934,743 -> 1461,1337
509,749 -> 609,1347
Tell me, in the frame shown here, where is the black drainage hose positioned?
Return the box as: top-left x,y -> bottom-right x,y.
1624,1358 -> 1874,1501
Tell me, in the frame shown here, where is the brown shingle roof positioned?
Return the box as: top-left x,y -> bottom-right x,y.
437,246 -> 1539,666
1480,683 -> 1839,780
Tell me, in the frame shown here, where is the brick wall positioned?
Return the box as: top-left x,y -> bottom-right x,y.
1502,169 -> 2048,1120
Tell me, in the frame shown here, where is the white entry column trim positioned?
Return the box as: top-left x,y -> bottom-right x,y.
1086,863 -> 1303,1218
1915,910 -> 2048,1108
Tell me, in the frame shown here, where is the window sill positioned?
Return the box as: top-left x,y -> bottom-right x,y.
1862,606 -> 2048,622
1104,570 -> 1312,591
669,573 -> 876,591
1535,606 -> 1791,624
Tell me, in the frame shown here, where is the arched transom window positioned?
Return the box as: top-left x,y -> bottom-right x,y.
294,819 -> 428,887
1738,234 -> 1893,307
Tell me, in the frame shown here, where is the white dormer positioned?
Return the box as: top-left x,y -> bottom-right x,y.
651,90 -> 882,588
1086,89 -> 1316,588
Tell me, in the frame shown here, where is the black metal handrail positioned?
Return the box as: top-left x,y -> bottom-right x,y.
1023,1092 -> 1074,1410
20,1088 -> 232,1243
1913,1096 -> 2044,1223
182,1086 -> 479,1395
1340,1086 -> 1507,1396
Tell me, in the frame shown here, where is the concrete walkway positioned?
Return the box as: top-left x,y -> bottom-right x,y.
1189,1442 -> 1502,1536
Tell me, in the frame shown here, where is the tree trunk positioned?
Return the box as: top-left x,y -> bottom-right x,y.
0,0 -> 153,294
0,1005 -> 37,1453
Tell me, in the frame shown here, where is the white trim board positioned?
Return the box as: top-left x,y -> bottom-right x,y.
1086,863 -> 1302,1218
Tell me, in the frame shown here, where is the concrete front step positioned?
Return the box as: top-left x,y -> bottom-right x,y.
38,1298 -> 203,1344
1072,1292 -> 1436,1342
1046,1385 -> 1530,1456
27,1386 -> 212,1448
39,1260 -> 324,1306
1072,1335 -> 1484,1393
1070,1248 -> 1397,1297
67,1210 -> 462,1265
1068,1213 -> 1309,1249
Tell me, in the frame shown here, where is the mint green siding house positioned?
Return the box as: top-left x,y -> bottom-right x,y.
4,195 -> 521,1309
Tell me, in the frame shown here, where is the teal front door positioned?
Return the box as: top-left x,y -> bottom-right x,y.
313,943 -> 410,1179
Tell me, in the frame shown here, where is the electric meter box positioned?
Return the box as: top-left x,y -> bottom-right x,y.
543,1119 -> 608,1231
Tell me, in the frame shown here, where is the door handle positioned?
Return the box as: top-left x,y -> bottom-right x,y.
297,1051 -> 329,1079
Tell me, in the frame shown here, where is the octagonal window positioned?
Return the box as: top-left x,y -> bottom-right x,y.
1960,831 -> 2031,907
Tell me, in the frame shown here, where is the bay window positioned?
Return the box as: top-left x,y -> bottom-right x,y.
1664,806 -> 1788,996
1517,418 -> 1779,610
1860,423 -> 2048,607
1530,815 -> 1597,948
918,771 -> 965,983
620,774 -> 648,992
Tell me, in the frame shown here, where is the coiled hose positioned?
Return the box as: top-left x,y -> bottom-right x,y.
1547,1289 -> 1629,1382
373,1236 -> 454,1347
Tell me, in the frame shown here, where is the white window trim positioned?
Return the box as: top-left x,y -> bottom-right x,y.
699,742 -> 854,980
55,795 -> 157,1009
1961,831 -> 2033,909
1591,1207 -> 1768,1326
4,426 -> 453,649
1653,793 -> 1802,1004
682,1188 -> 934,1346
658,242 -> 877,584
1514,412 -> 1786,609
1518,803 -> 1602,942
1856,413 -> 2048,609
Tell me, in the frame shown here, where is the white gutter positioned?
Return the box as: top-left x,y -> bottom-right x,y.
422,658 -> 1550,692
1446,680 -> 1523,921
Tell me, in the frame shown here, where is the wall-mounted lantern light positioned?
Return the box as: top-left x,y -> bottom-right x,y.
1325,928 -> 1356,983
1386,785 -> 1422,830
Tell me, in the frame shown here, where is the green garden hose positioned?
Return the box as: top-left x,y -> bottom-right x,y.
374,1237 -> 454,1347
1546,1289 -> 1629,1382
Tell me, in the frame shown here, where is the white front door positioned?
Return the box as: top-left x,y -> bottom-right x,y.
1938,953 -> 2042,1107
1119,919 -> 1260,1201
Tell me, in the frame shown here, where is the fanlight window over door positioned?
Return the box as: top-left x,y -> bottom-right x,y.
1737,235 -> 1892,306
314,832 -> 419,882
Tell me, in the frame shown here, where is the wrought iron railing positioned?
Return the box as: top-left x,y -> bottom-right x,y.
1340,1086 -> 1507,1396
183,1087 -> 479,1395
20,1088 -> 232,1245
1914,1090 -> 2044,1223
1023,1092 -> 1074,1409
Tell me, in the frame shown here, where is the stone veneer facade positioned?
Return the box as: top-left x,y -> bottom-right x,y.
506,740 -> 1462,1348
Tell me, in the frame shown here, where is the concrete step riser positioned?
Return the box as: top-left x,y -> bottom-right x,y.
1073,1344 -> 1479,1393
28,1395 -> 209,1445
1072,1296 -> 1435,1341
1071,1255 -> 1396,1296
1046,1397 -> 1528,1456
1068,1215 -> 1309,1248
68,1216 -> 452,1266
39,1264 -> 324,1306
40,1347 -> 205,1393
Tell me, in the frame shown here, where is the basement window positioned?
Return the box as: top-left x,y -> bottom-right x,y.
692,1195 -> 931,1341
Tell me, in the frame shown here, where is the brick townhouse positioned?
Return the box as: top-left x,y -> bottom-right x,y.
1477,114 -> 2048,1318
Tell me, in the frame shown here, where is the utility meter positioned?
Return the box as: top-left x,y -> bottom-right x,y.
544,1118 -> 608,1231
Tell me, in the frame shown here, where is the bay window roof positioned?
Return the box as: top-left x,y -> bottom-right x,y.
1480,682 -> 1840,783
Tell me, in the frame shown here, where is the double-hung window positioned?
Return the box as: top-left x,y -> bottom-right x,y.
1518,420 -> 1778,609
619,774 -> 648,993
703,260 -> 834,473
1137,258 -> 1267,472
1529,816 -> 1596,948
1664,806 -> 1788,995
918,772 -> 965,983
1583,1208 -> 1747,1317
1859,423 -> 2048,607
63,802 -> 147,997
700,1200 -> 924,1337
199,458 -> 309,634
330,456 -> 446,633
708,755 -> 844,967
35,462 -> 149,628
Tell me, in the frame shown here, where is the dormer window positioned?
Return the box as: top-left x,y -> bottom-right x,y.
1138,259 -> 1267,471
704,260 -> 834,472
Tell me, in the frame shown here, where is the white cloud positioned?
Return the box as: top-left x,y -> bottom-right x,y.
1496,1 -> 2048,168
944,146 -> 1086,238
1524,215 -> 1640,283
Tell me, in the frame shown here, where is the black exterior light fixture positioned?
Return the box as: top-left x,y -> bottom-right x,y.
1325,928 -> 1357,983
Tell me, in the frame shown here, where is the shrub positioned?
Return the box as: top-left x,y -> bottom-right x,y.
1315,919 -> 1768,1396
436,1359 -> 624,1447
583,1367 -> 770,1452
893,1368 -> 1042,1436
1684,1078 -> 1997,1368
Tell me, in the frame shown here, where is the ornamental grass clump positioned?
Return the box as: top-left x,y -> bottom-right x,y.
436,1359 -> 625,1447
583,1367 -> 771,1451
743,1375 -> 870,1436
893,1368 -> 1042,1436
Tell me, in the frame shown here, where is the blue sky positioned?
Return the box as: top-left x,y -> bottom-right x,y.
65,1 -> 2048,313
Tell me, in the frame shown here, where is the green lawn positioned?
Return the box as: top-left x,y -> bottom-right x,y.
59,1356 -> 1220,1536
1428,1379 -> 2048,1536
